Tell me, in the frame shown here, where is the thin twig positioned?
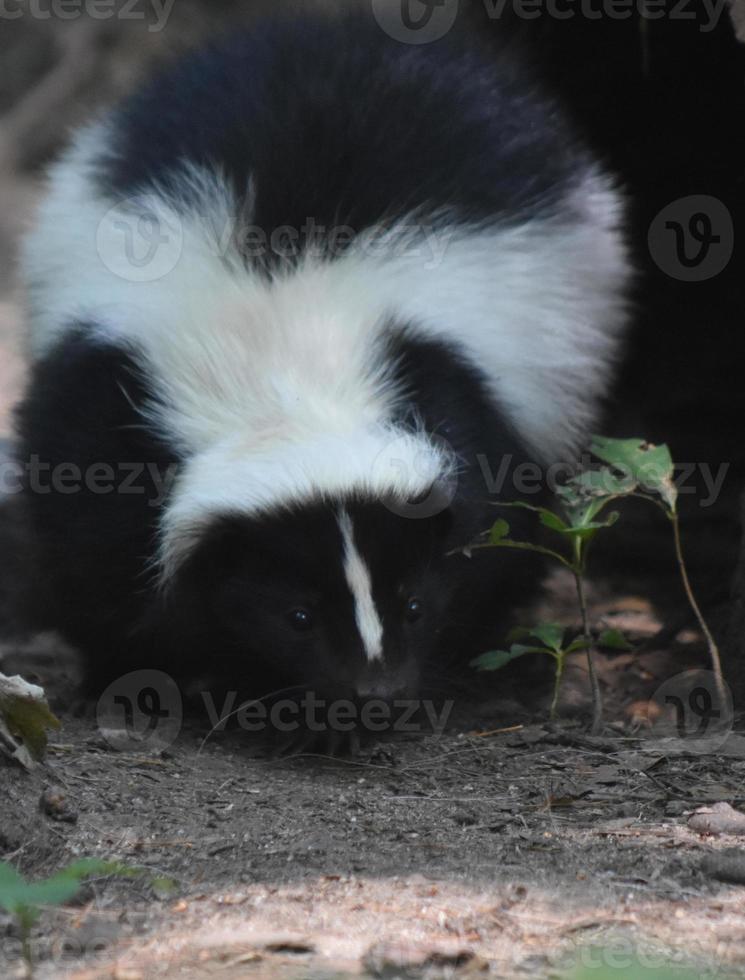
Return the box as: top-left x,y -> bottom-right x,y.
471,724 -> 524,738
670,512 -> 727,707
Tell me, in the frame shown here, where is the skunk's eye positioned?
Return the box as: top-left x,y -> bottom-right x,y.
288,608 -> 314,632
405,597 -> 424,623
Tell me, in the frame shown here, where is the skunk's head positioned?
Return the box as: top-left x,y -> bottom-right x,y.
174,496 -> 455,703
159,425 -> 459,702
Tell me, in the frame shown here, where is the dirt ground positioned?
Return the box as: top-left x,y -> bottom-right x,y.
3,569 -> 745,980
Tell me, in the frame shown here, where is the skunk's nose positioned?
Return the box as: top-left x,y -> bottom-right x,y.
354,678 -> 407,702
354,663 -> 416,703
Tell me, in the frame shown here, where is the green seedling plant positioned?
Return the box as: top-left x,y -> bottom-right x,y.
0,858 -> 134,977
590,436 -> 727,708
468,436 -> 725,732
466,449 -> 634,733
473,623 -> 631,723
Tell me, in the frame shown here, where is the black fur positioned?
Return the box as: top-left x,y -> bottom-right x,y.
17,327 -> 544,698
16,330 -> 180,690
99,12 -> 595,250
178,501 -> 454,702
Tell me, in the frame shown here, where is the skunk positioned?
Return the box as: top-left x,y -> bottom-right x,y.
17,13 -> 629,707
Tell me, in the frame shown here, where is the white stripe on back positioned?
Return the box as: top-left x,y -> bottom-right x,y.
338,510 -> 384,664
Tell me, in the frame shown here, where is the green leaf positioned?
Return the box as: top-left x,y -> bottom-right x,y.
151,877 -> 179,899
554,482 -> 584,509
482,536 -> 571,567
598,629 -> 634,651
495,501 -> 571,534
528,623 -> 566,653
556,497 -> 606,533
0,862 -> 30,916
0,861 -> 24,889
489,519 -> 510,544
539,510 -> 571,533
505,626 -> 532,643
559,469 -> 629,526
554,513 -> 621,542
570,468 -> 637,498
0,686 -> 60,761
471,510 -> 572,567
53,859 -> 127,879
16,876 -> 85,909
0,867 -> 36,919
565,636 -> 592,654
15,904 -> 40,931
590,436 -> 677,511
471,644 -> 554,671
0,859 -> 131,918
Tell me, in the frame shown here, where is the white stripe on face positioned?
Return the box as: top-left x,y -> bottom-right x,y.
338,509 -> 384,664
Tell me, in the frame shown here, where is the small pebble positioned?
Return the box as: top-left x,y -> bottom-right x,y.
39,786 -> 78,824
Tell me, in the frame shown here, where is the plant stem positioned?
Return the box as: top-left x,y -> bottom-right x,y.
549,653 -> 565,721
21,923 -> 33,979
670,512 -> 727,707
452,540 -> 572,567
574,568 -> 603,734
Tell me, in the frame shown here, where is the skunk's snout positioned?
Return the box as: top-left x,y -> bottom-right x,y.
354,679 -> 406,702
354,662 -> 418,703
